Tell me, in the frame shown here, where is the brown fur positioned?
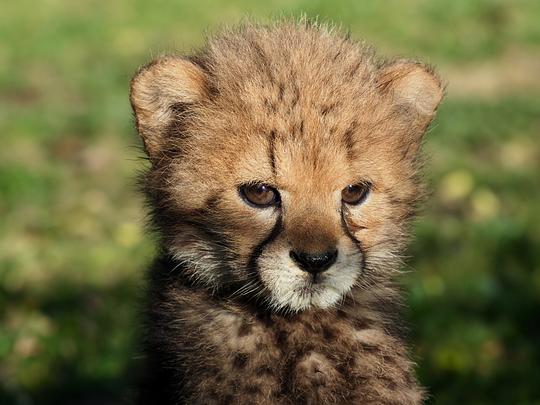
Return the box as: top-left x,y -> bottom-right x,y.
131,20 -> 443,404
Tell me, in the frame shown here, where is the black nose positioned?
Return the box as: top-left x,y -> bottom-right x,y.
289,249 -> 338,274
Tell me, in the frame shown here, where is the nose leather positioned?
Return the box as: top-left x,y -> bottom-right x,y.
289,249 -> 338,274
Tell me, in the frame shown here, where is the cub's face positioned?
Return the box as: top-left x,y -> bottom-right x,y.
131,26 -> 442,312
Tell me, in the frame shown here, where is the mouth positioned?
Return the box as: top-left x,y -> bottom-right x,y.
294,275 -> 337,301
298,276 -> 319,295
257,242 -> 361,312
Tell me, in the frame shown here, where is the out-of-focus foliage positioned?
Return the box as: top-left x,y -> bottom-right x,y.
1,1 -> 539,404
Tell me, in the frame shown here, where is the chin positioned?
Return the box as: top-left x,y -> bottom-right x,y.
260,263 -> 358,313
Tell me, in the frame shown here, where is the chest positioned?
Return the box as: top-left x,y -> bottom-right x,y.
208,311 -> 394,381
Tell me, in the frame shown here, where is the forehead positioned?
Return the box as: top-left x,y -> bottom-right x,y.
187,66 -> 392,191
271,127 -> 353,192
203,103 -> 366,192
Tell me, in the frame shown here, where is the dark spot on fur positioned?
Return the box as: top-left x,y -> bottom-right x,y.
343,128 -> 356,152
343,121 -> 358,159
291,83 -> 300,107
203,194 -> 221,211
269,130 -> 277,176
280,354 -> 300,397
169,101 -> 189,116
360,343 -> 379,354
320,102 -> 339,116
278,83 -> 285,101
337,352 -> 356,375
276,329 -> 288,346
233,353 -> 249,369
323,326 -> 337,341
255,311 -> 274,327
256,365 -> 274,376
321,105 -> 331,116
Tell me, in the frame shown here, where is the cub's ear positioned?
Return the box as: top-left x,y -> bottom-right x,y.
377,61 -> 444,156
378,61 -> 444,122
130,56 -> 208,158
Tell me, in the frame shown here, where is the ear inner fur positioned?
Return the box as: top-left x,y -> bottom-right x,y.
130,56 -> 208,158
377,61 -> 443,116
376,61 -> 444,157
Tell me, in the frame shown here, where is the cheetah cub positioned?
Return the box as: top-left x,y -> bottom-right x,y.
131,21 -> 443,405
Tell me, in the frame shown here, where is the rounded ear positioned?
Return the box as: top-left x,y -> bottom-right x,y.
377,61 -> 444,157
377,61 -> 444,117
130,56 -> 208,158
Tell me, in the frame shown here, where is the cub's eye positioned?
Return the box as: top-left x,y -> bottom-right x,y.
341,182 -> 371,205
239,183 -> 280,208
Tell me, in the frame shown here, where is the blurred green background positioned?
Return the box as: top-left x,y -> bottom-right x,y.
1,0 -> 539,404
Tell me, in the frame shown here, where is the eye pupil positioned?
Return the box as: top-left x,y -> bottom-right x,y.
240,184 -> 279,207
341,182 -> 371,205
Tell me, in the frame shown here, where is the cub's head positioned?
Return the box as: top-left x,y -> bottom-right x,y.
131,23 -> 443,313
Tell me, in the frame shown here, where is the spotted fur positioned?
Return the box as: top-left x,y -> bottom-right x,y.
131,20 -> 443,404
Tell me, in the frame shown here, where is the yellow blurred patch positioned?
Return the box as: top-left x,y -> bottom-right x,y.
114,222 -> 142,247
439,170 -> 475,202
499,138 -> 537,169
471,188 -> 501,221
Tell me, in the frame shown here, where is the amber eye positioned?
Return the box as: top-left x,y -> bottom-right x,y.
239,183 -> 280,208
341,182 -> 371,205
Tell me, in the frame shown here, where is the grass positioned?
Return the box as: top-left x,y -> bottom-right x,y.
1,0 -> 539,403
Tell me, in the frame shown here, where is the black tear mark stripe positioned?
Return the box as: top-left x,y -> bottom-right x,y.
247,214 -> 283,279
269,130 -> 277,177
340,206 -> 367,271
